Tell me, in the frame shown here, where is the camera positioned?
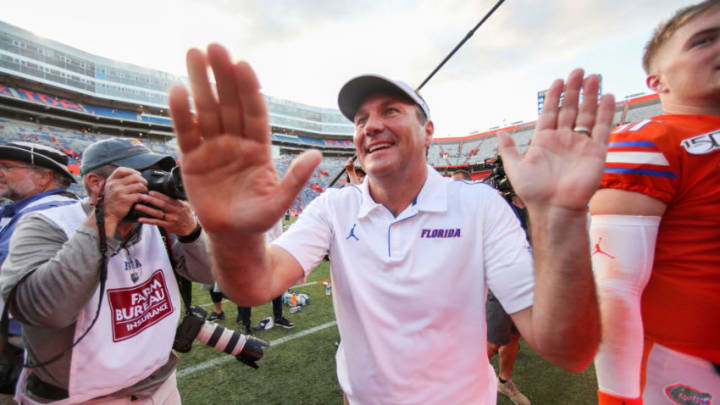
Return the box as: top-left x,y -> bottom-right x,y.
142,167 -> 186,201
484,156 -> 531,232
483,155 -> 515,202
174,306 -> 268,369
124,167 -> 186,221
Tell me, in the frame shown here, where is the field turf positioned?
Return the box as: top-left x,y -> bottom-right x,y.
176,260 -> 598,404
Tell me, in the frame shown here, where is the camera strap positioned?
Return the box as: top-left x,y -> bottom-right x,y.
160,228 -> 193,317
0,299 -> 9,355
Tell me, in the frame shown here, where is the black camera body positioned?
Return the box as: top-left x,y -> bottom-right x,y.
173,306 -> 267,369
173,306 -> 207,353
484,155 -> 515,201
143,167 -> 186,201
124,167 -> 186,222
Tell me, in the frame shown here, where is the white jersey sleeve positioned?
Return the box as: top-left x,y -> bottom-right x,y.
272,191 -> 333,278
482,192 -> 535,315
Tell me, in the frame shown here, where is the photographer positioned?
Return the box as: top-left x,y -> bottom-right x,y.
0,138 -> 213,404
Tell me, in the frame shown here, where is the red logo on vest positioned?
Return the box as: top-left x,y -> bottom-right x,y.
108,270 -> 174,342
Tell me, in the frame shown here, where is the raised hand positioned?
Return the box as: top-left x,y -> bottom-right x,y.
498,69 -> 615,214
169,44 -> 321,236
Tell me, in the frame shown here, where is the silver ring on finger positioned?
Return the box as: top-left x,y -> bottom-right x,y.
573,125 -> 591,136
161,211 -> 166,220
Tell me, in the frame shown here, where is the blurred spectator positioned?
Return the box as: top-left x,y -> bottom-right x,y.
236,220 -> 295,334
0,142 -> 77,400
205,283 -> 226,321
237,295 -> 294,335
487,193 -> 531,405
486,293 -> 530,405
344,157 -> 365,185
451,168 -> 471,180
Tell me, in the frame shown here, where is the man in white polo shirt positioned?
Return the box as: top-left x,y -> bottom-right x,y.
168,44 -> 615,404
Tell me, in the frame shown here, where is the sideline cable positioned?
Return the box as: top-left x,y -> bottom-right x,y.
326,0 -> 507,188
416,0 -> 505,92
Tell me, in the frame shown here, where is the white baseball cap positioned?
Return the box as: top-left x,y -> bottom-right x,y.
337,74 -> 430,122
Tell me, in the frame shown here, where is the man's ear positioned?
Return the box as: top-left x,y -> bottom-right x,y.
424,120 -> 434,148
32,169 -> 54,189
85,173 -> 105,196
646,73 -> 667,94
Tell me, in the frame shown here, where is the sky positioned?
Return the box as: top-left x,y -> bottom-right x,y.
3,0 -> 700,138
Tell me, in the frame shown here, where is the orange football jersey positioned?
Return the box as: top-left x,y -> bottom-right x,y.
600,114 -> 720,363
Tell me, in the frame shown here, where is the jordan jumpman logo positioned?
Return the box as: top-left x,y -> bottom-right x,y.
346,224 -> 359,241
592,237 -> 615,259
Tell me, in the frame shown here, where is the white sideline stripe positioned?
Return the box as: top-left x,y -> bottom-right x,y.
606,151 -> 669,166
198,280 -> 321,309
267,321 -> 336,347
176,321 -> 337,379
294,280 -> 322,288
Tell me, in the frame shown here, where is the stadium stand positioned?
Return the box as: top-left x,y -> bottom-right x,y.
0,20 -> 668,214
624,98 -> 663,123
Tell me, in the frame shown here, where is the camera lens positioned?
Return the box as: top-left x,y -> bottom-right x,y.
195,321 -> 248,356
139,168 -> 186,200
169,167 -> 186,200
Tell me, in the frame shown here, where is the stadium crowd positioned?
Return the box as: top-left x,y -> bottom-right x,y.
0,1 -> 718,404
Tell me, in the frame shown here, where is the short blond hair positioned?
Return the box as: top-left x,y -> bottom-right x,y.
643,0 -> 720,74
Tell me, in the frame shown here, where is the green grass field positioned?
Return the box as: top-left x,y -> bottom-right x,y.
176,260 -> 599,404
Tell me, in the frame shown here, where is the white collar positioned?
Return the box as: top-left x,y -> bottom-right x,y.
357,165 -> 447,218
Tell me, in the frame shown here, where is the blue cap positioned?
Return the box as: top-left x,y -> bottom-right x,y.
80,138 -> 175,176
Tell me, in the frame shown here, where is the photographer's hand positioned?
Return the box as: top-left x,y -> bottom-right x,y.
84,167 -> 148,238
136,191 -> 198,236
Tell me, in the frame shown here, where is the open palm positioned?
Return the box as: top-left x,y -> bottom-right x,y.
498,69 -> 615,213
169,44 -> 320,235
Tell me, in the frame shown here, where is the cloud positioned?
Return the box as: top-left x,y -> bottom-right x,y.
0,0 -> 701,136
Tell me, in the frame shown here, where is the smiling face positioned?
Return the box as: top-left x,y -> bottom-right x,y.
352,92 -> 433,182
648,6 -> 720,108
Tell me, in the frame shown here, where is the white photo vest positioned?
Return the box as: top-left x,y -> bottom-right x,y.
16,203 -> 181,404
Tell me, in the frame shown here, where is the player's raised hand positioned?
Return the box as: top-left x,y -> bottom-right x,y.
498,68 -> 615,214
169,44 -> 321,235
